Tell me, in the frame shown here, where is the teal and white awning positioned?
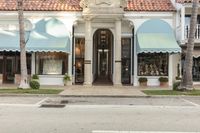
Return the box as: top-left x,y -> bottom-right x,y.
136,19 -> 181,54
0,18 -> 71,53
0,30 -> 20,51
27,18 -> 70,53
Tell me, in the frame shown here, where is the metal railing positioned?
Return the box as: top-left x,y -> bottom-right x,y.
185,24 -> 200,39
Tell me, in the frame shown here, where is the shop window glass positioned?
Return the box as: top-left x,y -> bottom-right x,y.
192,57 -> 200,81
36,52 -> 68,75
75,38 -> 85,83
138,53 -> 168,76
121,38 -> 131,84
181,56 -> 200,81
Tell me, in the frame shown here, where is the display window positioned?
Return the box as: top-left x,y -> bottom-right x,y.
138,53 -> 168,76
75,38 -> 85,83
193,57 -> 200,81
181,55 -> 200,81
36,52 -> 68,75
121,38 -> 131,84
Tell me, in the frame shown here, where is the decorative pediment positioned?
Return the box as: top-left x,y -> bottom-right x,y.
80,0 -> 125,19
95,0 -> 111,6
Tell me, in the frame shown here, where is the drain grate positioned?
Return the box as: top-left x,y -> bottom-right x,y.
60,100 -> 69,104
40,104 -> 65,108
40,99 -> 68,108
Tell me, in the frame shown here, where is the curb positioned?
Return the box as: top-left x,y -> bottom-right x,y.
0,94 -> 200,98
0,94 -> 59,97
60,95 -> 150,98
60,95 -> 200,98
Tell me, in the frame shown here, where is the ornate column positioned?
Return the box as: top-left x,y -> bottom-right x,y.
84,19 -> 93,86
114,19 -> 122,86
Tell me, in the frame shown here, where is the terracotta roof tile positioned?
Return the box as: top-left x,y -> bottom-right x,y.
125,0 -> 176,12
0,0 -> 176,12
0,0 -> 82,11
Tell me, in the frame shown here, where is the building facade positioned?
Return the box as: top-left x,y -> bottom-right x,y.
0,0 -> 197,86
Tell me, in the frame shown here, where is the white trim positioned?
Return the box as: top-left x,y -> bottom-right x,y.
133,33 -> 138,86
125,12 -> 174,18
0,11 -> 82,17
74,33 -> 85,37
121,33 -> 132,37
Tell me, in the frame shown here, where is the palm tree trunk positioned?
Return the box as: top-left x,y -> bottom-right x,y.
180,0 -> 199,90
17,0 -> 29,89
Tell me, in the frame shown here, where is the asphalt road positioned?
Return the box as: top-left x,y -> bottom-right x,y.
0,96 -> 200,106
0,96 -> 200,133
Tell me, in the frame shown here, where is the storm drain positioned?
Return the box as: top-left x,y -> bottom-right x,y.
40,99 -> 69,108
40,104 -> 65,108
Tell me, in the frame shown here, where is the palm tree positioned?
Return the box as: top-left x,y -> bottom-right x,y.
180,0 -> 199,90
17,0 -> 29,89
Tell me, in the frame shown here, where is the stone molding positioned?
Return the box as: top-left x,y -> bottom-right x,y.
80,0 -> 125,19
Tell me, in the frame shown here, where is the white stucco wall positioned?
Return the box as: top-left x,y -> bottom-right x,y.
0,10 -> 181,86
39,75 -> 64,86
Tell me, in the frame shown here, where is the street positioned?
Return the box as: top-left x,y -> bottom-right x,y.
0,96 -> 200,133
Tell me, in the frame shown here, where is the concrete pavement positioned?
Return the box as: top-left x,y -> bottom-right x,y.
1,96 -> 200,107
59,85 -> 147,97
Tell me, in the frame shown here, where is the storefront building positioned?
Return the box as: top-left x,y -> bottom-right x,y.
0,0 -> 185,86
176,0 -> 200,84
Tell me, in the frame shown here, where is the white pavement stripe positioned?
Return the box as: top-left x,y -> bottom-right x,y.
35,97 -> 49,105
92,131 -> 200,133
181,98 -> 200,107
0,103 -> 39,107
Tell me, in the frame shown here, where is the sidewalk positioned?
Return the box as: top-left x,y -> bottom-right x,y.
59,85 -> 147,97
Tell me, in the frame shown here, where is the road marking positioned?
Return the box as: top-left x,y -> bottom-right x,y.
0,103 -> 39,107
181,98 -> 200,107
35,97 -> 49,105
92,131 -> 200,133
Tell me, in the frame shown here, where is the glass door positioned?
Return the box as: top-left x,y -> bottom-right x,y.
121,38 -> 131,84
98,50 -> 108,77
75,38 -> 85,83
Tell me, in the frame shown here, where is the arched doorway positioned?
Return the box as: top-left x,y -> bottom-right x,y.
93,29 -> 113,85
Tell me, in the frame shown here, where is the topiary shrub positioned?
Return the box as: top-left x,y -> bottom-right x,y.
173,81 -> 181,91
30,80 -> 40,89
138,77 -> 148,86
32,74 -> 39,80
159,77 -> 168,82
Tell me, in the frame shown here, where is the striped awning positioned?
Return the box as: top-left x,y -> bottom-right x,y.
136,19 -> 181,54
0,18 -> 70,53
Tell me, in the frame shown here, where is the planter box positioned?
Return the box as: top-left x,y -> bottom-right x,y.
139,82 -> 147,87
160,82 -> 168,87
64,80 -> 72,86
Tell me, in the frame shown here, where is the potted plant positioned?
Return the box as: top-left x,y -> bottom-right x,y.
138,77 -> 148,86
159,77 -> 168,86
175,76 -> 182,81
63,73 -> 71,86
